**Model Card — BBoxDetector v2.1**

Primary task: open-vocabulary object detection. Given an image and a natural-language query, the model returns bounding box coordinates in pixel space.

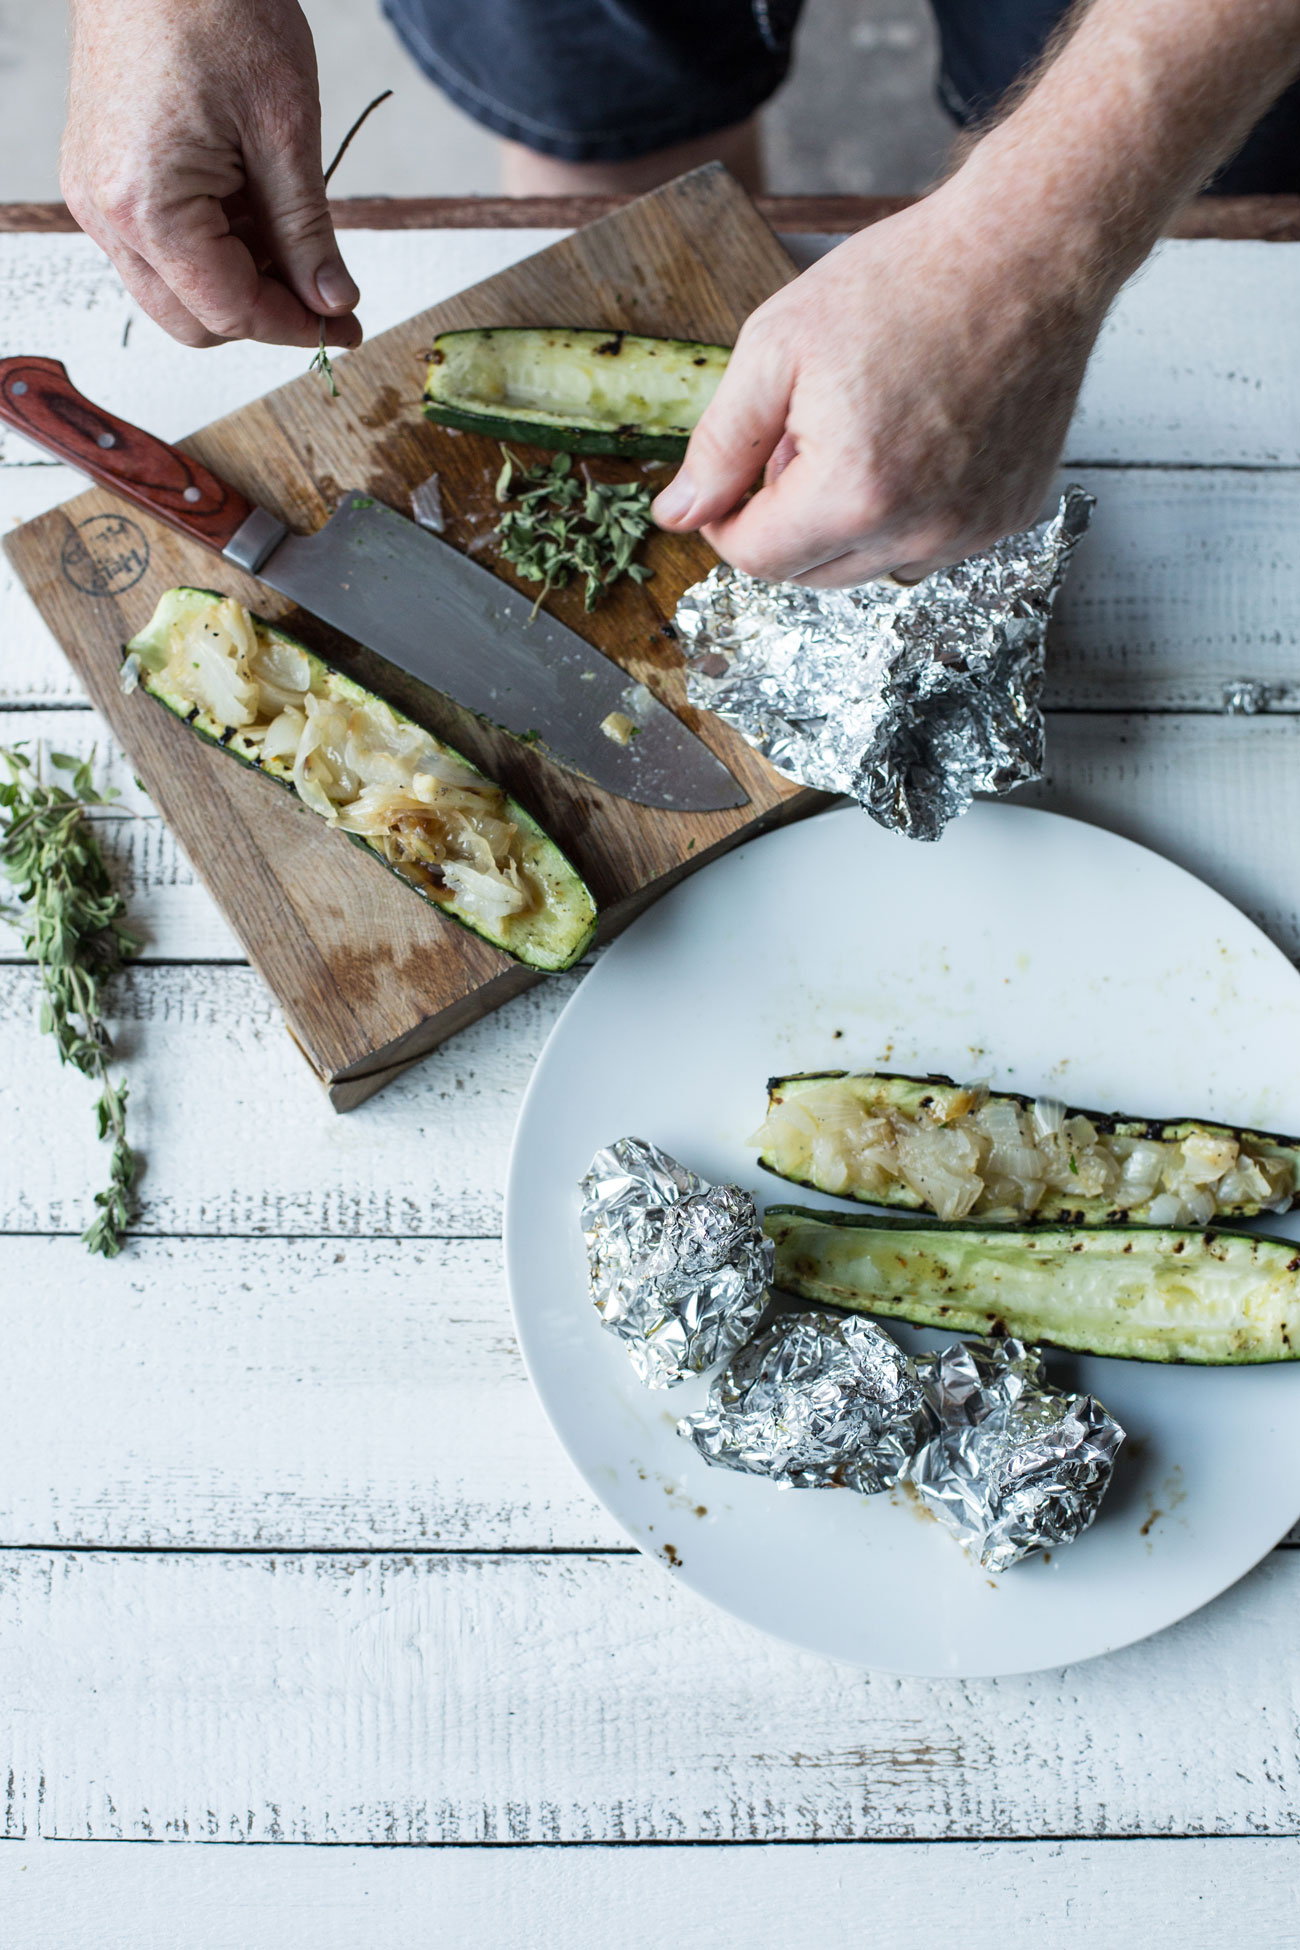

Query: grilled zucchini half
[766,1205,1300,1365]
[753,1070,1300,1228]
[123,587,597,971]
[422,327,730,460]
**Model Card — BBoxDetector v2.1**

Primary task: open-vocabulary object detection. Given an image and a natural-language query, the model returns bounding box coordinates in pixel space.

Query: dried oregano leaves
[494,447,655,614]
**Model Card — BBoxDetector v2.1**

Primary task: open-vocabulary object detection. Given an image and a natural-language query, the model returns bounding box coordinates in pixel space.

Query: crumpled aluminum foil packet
[579,1137,772,1388]
[904,1337,1124,1571]
[678,1306,928,1492]
[677,487,1093,840]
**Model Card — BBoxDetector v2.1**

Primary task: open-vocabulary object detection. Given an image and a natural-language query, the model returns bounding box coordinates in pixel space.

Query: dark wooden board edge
[5,193,1300,237]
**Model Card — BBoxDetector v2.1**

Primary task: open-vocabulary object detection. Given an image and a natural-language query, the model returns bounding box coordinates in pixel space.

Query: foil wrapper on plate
[677,487,1093,841]
[579,1137,772,1388]
[678,1307,928,1492]
[904,1338,1124,1571]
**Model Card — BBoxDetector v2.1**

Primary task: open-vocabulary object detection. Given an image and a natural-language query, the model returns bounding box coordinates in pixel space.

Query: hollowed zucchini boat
[422,327,731,460]
[766,1206,1300,1365]
[123,588,596,971]
[753,1070,1300,1227]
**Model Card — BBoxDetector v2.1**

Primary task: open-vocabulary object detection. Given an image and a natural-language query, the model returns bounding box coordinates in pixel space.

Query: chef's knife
[0,356,746,812]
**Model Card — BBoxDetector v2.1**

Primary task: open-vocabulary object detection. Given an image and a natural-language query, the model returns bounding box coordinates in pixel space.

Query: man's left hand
[652,183,1108,586]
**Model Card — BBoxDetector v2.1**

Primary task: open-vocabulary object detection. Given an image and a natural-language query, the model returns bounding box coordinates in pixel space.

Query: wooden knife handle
[0,355,252,553]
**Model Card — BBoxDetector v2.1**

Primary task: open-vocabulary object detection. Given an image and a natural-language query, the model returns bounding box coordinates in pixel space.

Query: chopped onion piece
[218,596,259,668]
[1180,1131,1239,1184]
[441,858,529,922]
[260,707,306,764]
[165,613,260,726]
[1183,1186,1218,1226]
[892,1122,984,1221]
[1115,1141,1165,1207]
[974,1099,1022,1145]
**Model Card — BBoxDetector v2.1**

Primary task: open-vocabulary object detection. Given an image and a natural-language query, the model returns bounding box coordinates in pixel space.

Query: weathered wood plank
[0,962,574,1237]
[10,461,1300,712]
[4,233,1300,482]
[1014,713,1300,957]
[0,230,565,470]
[1,1549,1298,1842]
[0,814,242,964]
[0,716,176,813]
[2,1838,1296,1950]
[0,711,239,965]
[0,466,86,705]
[1,715,1299,1235]
[0,1231,1290,1554]
[1049,470,1300,709]
[0,1236,618,1550]
[1067,241,1300,464]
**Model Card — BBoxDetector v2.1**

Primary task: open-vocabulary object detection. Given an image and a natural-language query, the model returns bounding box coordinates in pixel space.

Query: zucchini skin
[758,1069,1300,1224]
[124,588,597,973]
[421,327,731,461]
[422,401,688,462]
[766,1204,1300,1365]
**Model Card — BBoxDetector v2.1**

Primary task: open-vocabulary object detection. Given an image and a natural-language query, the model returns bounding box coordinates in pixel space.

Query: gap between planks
[4,714,1300,977]
[2,1837,1297,1950]
[3,191,1299,235]
[13,464,1300,714]
[1,1830,1292,1846]
[4,1548,1300,1843]
[1,1235,1297,1552]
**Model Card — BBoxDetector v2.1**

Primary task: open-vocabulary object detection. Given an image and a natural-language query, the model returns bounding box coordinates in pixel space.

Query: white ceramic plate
[505,805,1300,1676]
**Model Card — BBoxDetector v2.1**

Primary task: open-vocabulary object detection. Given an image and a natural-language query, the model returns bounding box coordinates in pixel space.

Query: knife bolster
[223,508,290,576]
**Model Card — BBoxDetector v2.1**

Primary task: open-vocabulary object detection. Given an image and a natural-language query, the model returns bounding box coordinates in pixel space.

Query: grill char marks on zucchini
[123,587,596,972]
[422,327,731,460]
[766,1205,1300,1365]
[753,1070,1300,1227]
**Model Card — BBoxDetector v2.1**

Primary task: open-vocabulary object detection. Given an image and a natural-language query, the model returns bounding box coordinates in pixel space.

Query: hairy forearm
[952,0,1300,288]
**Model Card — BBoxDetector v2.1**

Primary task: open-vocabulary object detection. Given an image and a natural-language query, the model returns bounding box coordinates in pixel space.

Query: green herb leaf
[493,444,655,616]
[0,743,141,1255]
[309,328,340,398]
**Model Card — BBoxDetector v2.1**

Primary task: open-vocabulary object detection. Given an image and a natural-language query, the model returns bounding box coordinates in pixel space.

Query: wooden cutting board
[5,165,825,1108]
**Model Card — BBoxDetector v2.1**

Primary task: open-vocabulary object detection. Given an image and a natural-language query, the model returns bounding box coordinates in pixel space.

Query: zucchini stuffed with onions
[766,1206,1300,1365]
[122,588,596,971]
[753,1071,1300,1227]
[422,327,730,459]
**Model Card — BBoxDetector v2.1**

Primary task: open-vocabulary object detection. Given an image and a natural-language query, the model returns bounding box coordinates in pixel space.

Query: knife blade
[222,490,744,810]
[0,356,746,812]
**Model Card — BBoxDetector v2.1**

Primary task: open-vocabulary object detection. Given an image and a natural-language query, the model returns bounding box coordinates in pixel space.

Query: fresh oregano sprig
[309,88,394,395]
[494,446,655,616]
[0,746,141,1256]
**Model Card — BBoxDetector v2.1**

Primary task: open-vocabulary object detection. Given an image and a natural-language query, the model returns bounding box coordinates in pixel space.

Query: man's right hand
[61,0,361,350]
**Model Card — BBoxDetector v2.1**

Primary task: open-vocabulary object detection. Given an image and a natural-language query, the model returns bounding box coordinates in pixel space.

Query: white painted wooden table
[2,226,1300,1948]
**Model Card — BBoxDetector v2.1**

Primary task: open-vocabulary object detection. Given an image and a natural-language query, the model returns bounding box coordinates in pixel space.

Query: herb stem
[309,89,393,397]
[323,88,394,190]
